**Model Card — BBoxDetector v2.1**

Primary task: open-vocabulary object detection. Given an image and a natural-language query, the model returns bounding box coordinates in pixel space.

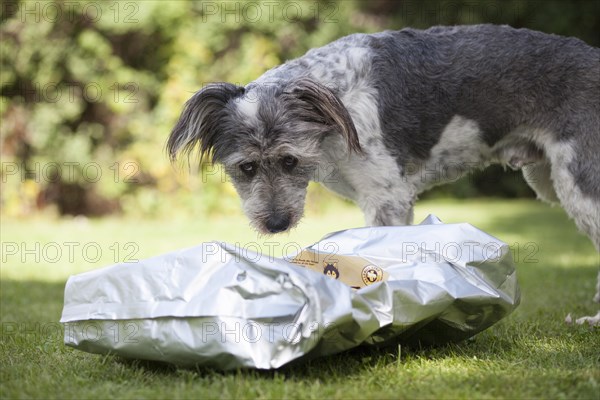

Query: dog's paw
[565,313,573,324]
[566,311,600,327]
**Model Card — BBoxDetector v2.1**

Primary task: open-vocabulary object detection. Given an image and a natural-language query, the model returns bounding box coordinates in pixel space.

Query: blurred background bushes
[1,0,598,218]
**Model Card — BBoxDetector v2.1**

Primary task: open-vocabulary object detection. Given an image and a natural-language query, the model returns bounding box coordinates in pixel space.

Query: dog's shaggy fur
[168,25,599,323]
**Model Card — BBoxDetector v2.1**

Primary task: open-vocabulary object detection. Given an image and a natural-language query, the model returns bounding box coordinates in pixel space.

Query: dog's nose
[265,215,290,233]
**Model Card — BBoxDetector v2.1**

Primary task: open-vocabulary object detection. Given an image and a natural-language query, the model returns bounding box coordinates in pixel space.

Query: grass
[1,198,599,399]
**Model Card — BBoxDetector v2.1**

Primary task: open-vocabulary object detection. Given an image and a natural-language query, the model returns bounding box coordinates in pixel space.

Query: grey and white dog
[167,25,599,323]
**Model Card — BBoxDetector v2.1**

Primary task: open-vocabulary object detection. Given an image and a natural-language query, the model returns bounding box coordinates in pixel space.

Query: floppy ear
[166,83,245,162]
[286,78,362,154]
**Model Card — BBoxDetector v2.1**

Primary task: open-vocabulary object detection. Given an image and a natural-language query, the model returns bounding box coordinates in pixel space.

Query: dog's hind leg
[494,140,560,204]
[596,270,600,303]
[569,271,600,325]
[522,160,560,204]
[545,138,600,325]
[547,145,600,251]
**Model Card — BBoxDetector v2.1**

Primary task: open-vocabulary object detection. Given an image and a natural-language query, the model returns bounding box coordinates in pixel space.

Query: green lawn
[1,199,599,399]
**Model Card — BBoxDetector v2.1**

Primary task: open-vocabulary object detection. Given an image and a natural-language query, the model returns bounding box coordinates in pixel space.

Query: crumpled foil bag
[60,215,519,369]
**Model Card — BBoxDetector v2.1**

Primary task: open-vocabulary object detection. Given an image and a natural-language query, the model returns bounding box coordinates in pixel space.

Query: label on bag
[291,249,387,289]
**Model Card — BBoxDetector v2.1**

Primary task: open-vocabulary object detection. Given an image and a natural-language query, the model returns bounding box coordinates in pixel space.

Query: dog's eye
[239,162,257,177]
[281,156,298,171]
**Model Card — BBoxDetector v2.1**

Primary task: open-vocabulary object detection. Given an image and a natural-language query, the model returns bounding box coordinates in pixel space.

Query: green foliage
[1,0,598,217]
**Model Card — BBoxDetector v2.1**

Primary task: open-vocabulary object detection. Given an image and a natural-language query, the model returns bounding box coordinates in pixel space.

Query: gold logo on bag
[361,265,383,285]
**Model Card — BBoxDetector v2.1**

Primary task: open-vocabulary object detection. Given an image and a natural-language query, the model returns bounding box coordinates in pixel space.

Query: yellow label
[291,249,387,289]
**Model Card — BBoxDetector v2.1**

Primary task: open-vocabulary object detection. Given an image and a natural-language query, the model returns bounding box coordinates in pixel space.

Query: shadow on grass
[477,202,596,254]
[113,340,483,379]
[2,267,597,381]
[117,324,598,383]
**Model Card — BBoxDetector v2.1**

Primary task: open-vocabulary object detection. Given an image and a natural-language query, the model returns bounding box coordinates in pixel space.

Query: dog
[167,25,599,324]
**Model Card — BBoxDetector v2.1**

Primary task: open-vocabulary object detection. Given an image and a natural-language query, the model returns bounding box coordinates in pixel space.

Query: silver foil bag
[60,215,520,369]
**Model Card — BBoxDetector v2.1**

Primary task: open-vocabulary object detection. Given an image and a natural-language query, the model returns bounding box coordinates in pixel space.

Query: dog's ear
[286,78,362,154]
[167,83,245,162]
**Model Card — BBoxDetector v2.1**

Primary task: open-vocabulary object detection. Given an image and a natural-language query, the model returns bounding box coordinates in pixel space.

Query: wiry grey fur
[167,25,599,322]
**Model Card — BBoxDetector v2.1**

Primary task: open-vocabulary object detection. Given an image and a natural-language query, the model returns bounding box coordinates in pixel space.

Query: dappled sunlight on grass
[1,199,597,282]
[1,204,364,282]
[1,198,599,399]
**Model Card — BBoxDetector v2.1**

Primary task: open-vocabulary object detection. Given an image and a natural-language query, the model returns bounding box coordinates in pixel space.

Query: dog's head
[167,78,361,233]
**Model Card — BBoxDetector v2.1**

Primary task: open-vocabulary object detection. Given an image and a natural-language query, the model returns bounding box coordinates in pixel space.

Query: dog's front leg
[336,156,417,227]
[360,193,415,227]
[319,142,417,227]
